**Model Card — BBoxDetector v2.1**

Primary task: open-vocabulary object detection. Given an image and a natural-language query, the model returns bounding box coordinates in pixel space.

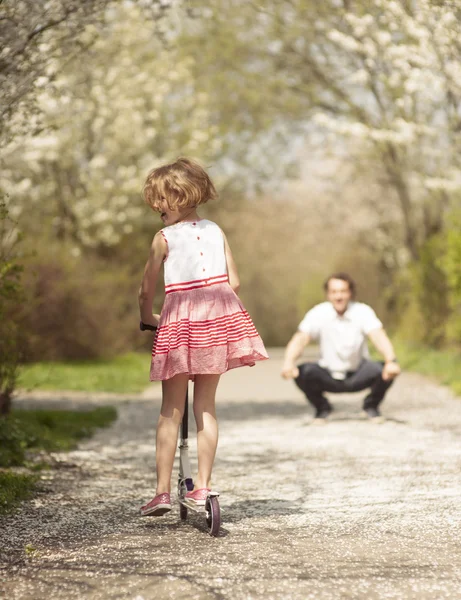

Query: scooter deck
[178,491,220,512]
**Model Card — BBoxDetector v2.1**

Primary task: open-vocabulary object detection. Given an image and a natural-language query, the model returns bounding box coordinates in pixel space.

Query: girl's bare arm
[223,232,240,294]
[138,232,167,326]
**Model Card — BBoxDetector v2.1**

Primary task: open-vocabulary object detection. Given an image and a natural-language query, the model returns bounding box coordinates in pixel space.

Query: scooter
[141,322,221,536]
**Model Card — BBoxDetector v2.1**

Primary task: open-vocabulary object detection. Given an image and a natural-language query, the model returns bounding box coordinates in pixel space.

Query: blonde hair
[142,157,217,211]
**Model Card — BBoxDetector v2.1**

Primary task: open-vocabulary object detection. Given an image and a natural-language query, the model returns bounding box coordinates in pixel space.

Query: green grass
[0,406,117,513]
[18,352,152,394]
[0,406,117,468]
[0,472,38,515]
[393,340,461,396]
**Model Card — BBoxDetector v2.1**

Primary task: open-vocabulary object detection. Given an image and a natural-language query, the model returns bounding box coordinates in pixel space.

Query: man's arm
[281,331,311,379]
[367,327,401,381]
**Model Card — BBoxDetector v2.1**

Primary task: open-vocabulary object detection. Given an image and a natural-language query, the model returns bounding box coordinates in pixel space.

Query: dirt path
[2,349,461,599]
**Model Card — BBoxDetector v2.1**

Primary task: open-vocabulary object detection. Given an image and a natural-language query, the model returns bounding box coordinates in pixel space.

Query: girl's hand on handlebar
[140,314,160,331]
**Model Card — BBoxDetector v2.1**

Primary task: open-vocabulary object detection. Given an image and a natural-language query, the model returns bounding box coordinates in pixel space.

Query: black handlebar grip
[140,321,157,332]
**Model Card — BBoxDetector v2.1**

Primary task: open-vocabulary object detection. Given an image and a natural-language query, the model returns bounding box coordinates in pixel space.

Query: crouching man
[281,273,400,422]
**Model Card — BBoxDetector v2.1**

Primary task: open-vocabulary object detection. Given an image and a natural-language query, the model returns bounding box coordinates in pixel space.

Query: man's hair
[323,272,356,297]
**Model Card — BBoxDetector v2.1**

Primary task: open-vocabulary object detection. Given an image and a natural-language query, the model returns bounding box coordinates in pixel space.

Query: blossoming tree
[1,2,219,248]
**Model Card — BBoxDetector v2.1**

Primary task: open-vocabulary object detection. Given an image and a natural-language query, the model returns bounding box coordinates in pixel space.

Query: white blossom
[34,76,48,88]
[375,31,392,46]
[424,177,461,192]
[0,2,220,248]
[327,29,361,53]
[348,69,369,85]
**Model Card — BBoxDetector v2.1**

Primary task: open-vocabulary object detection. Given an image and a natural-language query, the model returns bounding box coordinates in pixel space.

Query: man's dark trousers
[294,360,394,412]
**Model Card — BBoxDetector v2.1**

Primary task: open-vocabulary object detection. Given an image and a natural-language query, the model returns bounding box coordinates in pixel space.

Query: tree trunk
[383,143,420,261]
[0,390,12,416]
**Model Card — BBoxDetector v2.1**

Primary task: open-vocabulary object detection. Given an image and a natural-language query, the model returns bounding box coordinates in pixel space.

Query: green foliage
[0,472,38,515]
[395,218,461,348]
[394,339,461,397]
[0,406,117,468]
[394,238,447,347]
[0,417,29,467]
[18,353,151,393]
[415,237,450,347]
[0,404,116,513]
[392,267,425,342]
[443,213,461,300]
[19,244,149,361]
[437,210,461,342]
[0,199,24,410]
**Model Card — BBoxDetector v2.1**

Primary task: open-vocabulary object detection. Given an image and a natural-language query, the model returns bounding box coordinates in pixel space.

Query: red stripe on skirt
[165,278,229,294]
[156,311,252,330]
[155,323,257,340]
[153,326,259,348]
[165,274,228,290]
[153,332,261,355]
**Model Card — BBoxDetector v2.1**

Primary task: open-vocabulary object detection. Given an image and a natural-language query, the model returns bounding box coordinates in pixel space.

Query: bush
[438,210,461,343]
[20,243,149,361]
[0,199,24,414]
[416,237,450,347]
[0,417,29,466]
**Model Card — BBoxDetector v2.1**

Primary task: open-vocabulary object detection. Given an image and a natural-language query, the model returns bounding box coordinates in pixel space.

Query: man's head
[323,272,356,315]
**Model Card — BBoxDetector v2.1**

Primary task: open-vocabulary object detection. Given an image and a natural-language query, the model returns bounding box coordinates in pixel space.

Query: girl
[138,157,268,516]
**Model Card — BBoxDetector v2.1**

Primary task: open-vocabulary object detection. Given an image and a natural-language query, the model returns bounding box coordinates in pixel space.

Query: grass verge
[18,352,151,394]
[0,406,118,467]
[0,472,38,515]
[0,406,117,513]
[393,340,461,396]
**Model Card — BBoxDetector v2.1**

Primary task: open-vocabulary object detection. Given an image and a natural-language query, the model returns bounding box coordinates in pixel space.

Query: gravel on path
[2,349,461,599]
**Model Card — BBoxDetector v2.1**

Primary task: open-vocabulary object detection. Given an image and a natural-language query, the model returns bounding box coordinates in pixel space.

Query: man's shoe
[312,407,332,424]
[363,407,385,423]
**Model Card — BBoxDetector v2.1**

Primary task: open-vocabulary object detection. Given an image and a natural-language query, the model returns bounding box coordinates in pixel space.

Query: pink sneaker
[140,492,171,516]
[185,488,211,506]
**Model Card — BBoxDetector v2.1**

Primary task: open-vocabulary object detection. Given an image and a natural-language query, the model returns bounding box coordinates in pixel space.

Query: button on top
[193,222,196,226]
[197,236,200,240]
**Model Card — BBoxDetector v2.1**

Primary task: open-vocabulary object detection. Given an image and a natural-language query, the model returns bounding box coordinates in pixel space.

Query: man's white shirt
[298,301,383,378]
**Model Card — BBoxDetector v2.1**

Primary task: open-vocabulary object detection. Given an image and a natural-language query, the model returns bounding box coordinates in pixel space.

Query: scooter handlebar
[140,321,157,332]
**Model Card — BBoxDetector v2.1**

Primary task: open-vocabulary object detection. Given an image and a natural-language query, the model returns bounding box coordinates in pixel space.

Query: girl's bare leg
[193,374,220,489]
[155,373,189,495]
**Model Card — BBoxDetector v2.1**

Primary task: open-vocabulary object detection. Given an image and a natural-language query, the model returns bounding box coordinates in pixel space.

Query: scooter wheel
[205,496,220,537]
[180,502,188,521]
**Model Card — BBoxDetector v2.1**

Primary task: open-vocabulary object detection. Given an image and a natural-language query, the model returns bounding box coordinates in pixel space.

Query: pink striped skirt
[150,282,268,381]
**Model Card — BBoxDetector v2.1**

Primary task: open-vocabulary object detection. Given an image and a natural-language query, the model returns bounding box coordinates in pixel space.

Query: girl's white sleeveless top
[160,219,228,294]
